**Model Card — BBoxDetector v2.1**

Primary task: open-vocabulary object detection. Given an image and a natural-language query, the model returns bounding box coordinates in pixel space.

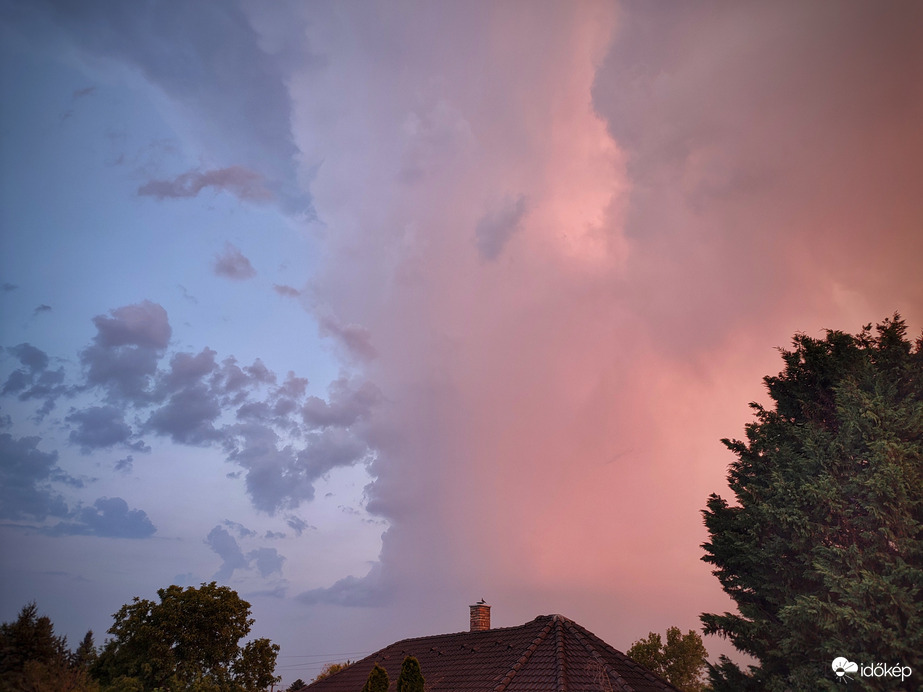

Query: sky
[1,0,922,686]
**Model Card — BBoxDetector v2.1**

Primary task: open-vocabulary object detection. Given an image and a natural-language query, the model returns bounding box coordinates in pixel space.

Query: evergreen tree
[360,663,389,692]
[0,603,99,692]
[396,656,424,692]
[701,316,923,691]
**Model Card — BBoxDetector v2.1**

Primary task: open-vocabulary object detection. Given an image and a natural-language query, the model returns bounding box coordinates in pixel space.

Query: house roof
[300,614,683,691]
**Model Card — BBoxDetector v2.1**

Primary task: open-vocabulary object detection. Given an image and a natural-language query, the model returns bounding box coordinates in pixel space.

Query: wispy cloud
[273,284,301,298]
[139,166,272,202]
[214,243,257,281]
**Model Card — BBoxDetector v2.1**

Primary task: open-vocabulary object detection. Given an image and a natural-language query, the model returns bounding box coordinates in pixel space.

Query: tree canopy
[627,626,708,692]
[312,660,352,683]
[94,581,280,692]
[701,316,923,691]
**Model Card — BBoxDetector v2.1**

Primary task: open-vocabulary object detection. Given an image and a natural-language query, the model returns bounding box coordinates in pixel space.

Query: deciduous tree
[701,316,923,691]
[94,582,279,692]
[627,627,708,692]
[312,660,351,682]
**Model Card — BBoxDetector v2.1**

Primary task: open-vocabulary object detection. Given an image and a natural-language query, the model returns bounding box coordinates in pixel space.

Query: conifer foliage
[396,656,425,692]
[360,662,389,692]
[701,316,923,691]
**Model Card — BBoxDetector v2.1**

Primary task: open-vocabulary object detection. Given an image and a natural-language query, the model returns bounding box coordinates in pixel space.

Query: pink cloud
[285,0,923,657]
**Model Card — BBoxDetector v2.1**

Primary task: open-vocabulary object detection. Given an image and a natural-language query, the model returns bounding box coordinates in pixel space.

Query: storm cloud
[46,497,156,539]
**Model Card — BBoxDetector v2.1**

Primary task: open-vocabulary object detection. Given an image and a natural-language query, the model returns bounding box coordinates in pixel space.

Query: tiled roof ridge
[493,615,557,691]
[553,614,567,692]
[386,614,551,649]
[562,617,635,692]
[563,618,678,692]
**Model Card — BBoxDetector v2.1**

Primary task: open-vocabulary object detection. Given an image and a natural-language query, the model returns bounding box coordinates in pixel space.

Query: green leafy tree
[0,603,99,692]
[701,316,923,691]
[627,627,708,692]
[285,679,306,691]
[360,662,389,692]
[312,660,351,682]
[396,656,424,692]
[94,582,279,692]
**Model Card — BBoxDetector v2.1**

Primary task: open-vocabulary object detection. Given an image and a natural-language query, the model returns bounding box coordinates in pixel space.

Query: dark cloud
[273,284,301,297]
[285,515,313,536]
[225,423,318,513]
[223,519,256,539]
[302,376,380,428]
[213,243,257,280]
[33,304,52,315]
[80,301,171,400]
[205,525,285,579]
[46,497,156,538]
[139,166,272,203]
[317,314,377,362]
[2,344,66,418]
[0,433,68,520]
[299,427,370,478]
[206,525,251,580]
[1,283,18,292]
[248,547,285,577]
[23,0,314,214]
[4,301,380,518]
[72,85,95,99]
[474,194,529,260]
[163,348,218,392]
[66,406,133,453]
[91,300,171,349]
[8,343,49,372]
[226,423,370,513]
[146,383,222,445]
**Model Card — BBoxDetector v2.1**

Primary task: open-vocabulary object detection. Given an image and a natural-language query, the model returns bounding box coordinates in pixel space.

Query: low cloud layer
[45,497,156,539]
[2,301,378,517]
[206,524,285,580]
[0,431,153,539]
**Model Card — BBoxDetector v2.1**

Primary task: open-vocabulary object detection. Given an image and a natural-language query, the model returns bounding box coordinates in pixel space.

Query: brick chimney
[469,600,491,632]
